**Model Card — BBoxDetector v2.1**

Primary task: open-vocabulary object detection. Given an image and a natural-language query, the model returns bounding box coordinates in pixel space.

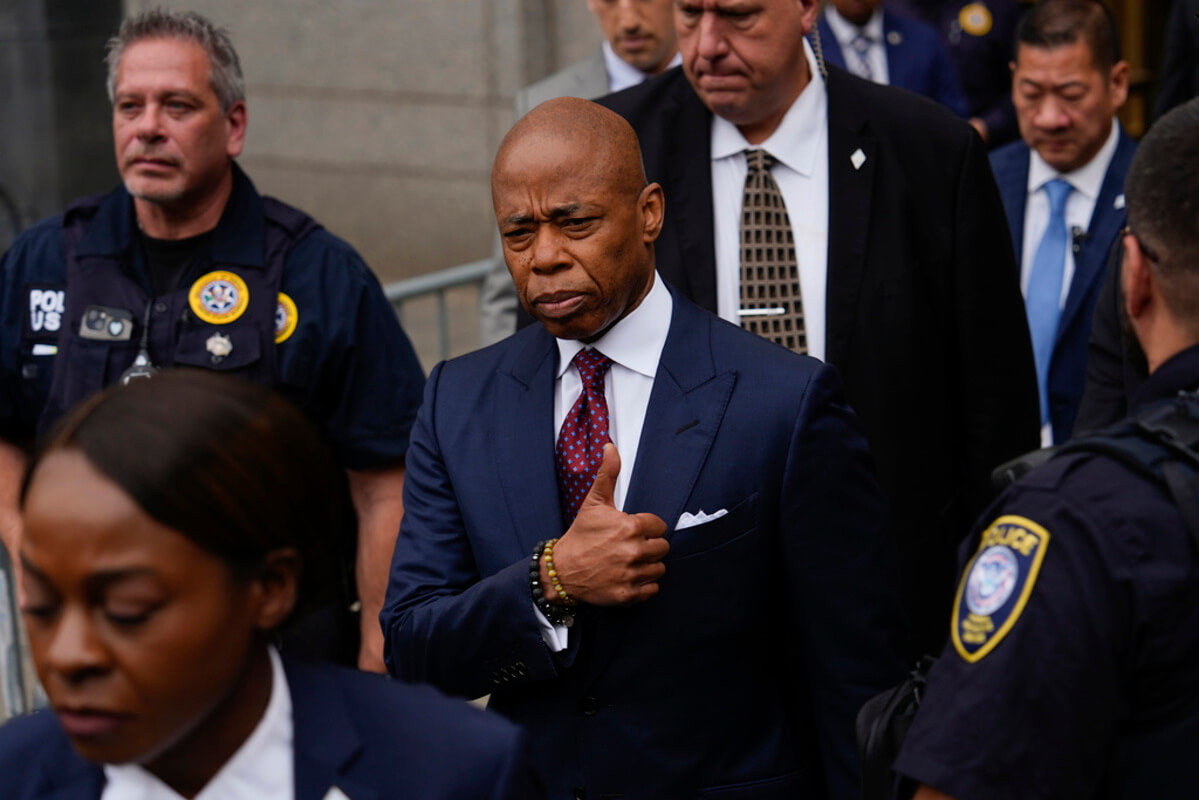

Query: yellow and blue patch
[275,293,298,343]
[952,515,1050,663]
[189,270,249,325]
[959,3,994,37]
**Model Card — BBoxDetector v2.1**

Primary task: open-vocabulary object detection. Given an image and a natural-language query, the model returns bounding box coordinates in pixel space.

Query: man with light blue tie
[990,0,1135,445]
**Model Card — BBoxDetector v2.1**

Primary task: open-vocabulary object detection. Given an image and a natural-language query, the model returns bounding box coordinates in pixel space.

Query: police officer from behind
[0,9,424,672]
[895,98,1199,799]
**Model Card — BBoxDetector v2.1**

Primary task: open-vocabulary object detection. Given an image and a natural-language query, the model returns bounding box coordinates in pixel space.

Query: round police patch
[189,271,249,325]
[275,293,298,343]
[952,515,1050,663]
[959,2,993,37]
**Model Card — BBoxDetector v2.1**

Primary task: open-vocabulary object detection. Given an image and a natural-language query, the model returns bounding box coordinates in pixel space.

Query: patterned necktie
[556,349,613,526]
[1026,178,1073,426]
[739,148,807,354]
[850,32,873,80]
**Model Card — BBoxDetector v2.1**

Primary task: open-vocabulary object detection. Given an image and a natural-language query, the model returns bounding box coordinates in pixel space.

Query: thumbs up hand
[544,444,669,607]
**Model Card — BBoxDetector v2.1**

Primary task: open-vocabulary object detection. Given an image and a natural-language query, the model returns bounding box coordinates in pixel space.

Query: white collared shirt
[1021,121,1120,306]
[710,38,830,360]
[601,41,684,94]
[823,6,889,84]
[535,273,673,650]
[102,647,294,800]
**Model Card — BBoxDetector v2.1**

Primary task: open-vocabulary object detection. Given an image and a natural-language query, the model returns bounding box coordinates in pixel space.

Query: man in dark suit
[599,0,1039,657]
[816,0,968,116]
[382,98,907,800]
[989,0,1134,446]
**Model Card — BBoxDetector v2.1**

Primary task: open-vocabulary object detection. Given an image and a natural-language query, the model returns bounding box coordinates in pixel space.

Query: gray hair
[105,8,245,112]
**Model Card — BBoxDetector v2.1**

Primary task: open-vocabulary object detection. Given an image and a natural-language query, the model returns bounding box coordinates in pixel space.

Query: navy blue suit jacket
[382,286,907,800]
[990,128,1137,442]
[0,657,539,800]
[816,11,968,117]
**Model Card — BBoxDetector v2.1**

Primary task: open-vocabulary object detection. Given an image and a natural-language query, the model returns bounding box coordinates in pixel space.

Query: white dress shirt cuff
[533,603,570,652]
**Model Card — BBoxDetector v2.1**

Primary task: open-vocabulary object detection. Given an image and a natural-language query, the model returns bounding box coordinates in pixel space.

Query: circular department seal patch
[189,271,249,325]
[959,2,993,37]
[275,293,298,343]
[965,545,1018,616]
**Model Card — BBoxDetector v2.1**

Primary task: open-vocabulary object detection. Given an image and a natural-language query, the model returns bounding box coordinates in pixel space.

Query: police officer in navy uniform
[894,98,1199,799]
[886,0,1024,147]
[0,9,424,673]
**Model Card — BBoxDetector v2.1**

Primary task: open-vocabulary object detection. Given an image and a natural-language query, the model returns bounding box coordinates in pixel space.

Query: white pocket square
[676,508,728,530]
[322,788,351,800]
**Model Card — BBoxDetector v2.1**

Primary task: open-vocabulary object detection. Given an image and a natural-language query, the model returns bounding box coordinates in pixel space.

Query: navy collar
[75,162,267,270]
[1130,343,1199,413]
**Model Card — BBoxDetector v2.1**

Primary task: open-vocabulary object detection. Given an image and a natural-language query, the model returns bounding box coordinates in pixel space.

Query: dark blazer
[382,287,908,800]
[816,11,968,117]
[989,127,1137,442]
[0,656,539,800]
[598,65,1040,657]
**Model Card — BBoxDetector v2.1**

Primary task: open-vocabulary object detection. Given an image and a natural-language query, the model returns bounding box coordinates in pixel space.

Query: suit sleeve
[380,362,564,699]
[951,129,1041,523]
[781,363,908,800]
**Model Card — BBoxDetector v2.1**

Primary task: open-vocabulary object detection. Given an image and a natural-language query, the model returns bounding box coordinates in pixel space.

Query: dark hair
[1125,98,1199,324]
[20,370,352,618]
[1016,0,1121,72]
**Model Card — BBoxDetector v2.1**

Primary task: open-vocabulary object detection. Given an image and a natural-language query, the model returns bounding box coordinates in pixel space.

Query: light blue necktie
[851,33,874,80]
[1026,178,1073,426]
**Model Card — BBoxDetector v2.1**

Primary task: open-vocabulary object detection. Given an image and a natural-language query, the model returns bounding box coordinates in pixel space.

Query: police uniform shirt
[0,166,424,469]
[893,345,1199,799]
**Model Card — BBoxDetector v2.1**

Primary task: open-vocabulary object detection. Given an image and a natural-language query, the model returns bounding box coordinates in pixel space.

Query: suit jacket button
[579,696,600,716]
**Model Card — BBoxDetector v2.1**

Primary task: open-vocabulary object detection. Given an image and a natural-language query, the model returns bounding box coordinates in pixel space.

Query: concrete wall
[123,0,602,285]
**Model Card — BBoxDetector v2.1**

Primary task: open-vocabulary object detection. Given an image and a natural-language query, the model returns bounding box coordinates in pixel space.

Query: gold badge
[188,271,249,325]
[275,293,298,343]
[959,3,993,37]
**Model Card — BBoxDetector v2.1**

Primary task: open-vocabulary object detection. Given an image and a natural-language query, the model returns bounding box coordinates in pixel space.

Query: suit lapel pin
[322,787,352,800]
[851,149,867,170]
[1114,193,1125,210]
[887,31,902,45]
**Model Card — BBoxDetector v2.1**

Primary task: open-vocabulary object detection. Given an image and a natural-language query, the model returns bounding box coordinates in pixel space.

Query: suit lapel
[824,67,878,369]
[992,145,1030,269]
[624,293,735,535]
[882,14,913,91]
[814,19,848,71]
[38,748,104,800]
[663,82,719,312]
[288,659,379,800]
[495,328,565,553]
[1057,128,1135,343]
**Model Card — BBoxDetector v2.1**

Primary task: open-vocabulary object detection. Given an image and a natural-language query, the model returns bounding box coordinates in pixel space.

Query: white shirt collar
[602,41,683,94]
[823,6,885,48]
[1027,120,1120,201]
[555,271,671,380]
[102,647,294,800]
[711,38,826,177]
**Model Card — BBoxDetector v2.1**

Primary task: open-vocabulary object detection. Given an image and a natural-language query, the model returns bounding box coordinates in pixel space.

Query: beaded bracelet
[530,539,574,627]
[542,538,578,607]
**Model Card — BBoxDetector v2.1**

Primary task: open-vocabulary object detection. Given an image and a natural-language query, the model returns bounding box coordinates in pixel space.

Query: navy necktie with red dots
[556,349,613,526]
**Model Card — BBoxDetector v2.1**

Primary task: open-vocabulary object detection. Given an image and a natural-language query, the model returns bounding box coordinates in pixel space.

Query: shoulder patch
[275,293,298,343]
[189,271,249,325]
[959,3,993,37]
[23,284,66,340]
[952,515,1050,663]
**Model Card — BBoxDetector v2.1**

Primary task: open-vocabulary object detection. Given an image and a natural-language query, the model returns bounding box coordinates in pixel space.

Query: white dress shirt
[535,273,673,649]
[102,647,294,800]
[824,6,889,85]
[1021,121,1120,306]
[711,38,830,360]
[601,41,683,94]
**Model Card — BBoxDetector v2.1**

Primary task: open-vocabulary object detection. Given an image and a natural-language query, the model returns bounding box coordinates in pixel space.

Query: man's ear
[1109,60,1130,110]
[1122,231,1154,322]
[251,548,301,632]
[225,100,247,159]
[639,182,666,243]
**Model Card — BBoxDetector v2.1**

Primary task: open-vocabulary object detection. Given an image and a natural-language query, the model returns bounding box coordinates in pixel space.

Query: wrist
[530,539,574,626]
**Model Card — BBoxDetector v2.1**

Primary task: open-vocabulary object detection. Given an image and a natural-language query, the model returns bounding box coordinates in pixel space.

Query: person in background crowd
[1154,0,1199,121]
[0,370,540,800]
[0,9,425,672]
[383,98,907,800]
[599,0,1039,659]
[989,0,1134,446]
[816,0,968,116]
[895,94,1199,800]
[887,0,1024,146]
[478,0,680,345]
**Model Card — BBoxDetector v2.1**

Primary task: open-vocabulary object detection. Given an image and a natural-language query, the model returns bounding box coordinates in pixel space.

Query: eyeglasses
[1121,226,1161,263]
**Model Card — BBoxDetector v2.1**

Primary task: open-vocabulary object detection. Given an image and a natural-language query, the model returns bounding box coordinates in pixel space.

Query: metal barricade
[384,258,493,363]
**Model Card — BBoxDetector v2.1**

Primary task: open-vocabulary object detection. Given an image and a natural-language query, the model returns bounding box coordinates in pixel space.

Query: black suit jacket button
[579,696,600,716]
